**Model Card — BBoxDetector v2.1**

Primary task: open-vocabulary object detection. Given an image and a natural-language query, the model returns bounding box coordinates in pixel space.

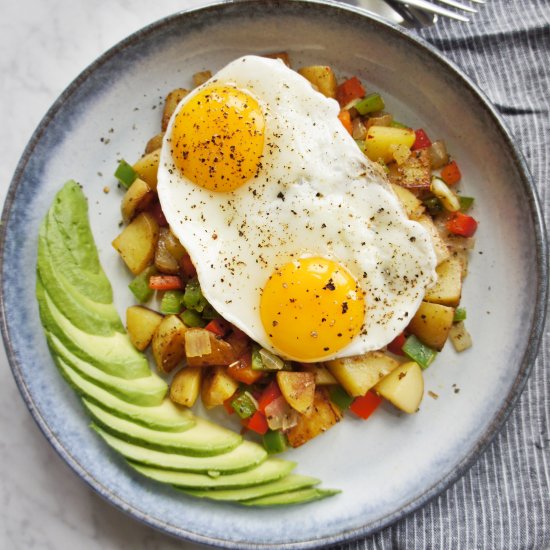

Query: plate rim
[0,0,548,548]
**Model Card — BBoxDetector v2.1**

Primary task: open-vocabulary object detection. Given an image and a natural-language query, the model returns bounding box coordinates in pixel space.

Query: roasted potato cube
[391,183,425,219]
[185,328,237,367]
[424,257,463,306]
[121,177,154,224]
[192,71,212,88]
[326,351,399,397]
[263,51,291,66]
[145,132,165,154]
[170,367,203,407]
[408,301,455,351]
[375,361,424,414]
[112,212,159,275]
[416,214,451,265]
[152,314,187,374]
[276,371,315,414]
[387,148,432,190]
[300,363,338,386]
[364,126,416,164]
[154,227,180,274]
[201,366,239,409]
[133,149,160,190]
[162,88,189,131]
[286,388,343,448]
[298,66,337,99]
[126,306,163,351]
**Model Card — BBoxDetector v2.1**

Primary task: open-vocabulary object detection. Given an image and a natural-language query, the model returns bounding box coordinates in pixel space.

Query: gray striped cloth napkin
[336,1,550,548]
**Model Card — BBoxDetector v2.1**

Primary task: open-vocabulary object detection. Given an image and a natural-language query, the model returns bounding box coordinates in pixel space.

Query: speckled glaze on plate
[0,1,547,548]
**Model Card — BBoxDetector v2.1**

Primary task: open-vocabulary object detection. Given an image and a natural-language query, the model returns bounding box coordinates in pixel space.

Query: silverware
[347,0,485,27]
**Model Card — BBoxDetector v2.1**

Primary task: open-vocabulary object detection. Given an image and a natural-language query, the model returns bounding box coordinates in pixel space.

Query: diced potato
[112,212,159,275]
[145,132,164,154]
[126,306,163,351]
[387,148,432,189]
[162,88,189,131]
[154,227,180,275]
[276,371,315,414]
[391,183,425,219]
[201,366,239,409]
[326,351,400,397]
[152,314,187,374]
[363,126,415,164]
[407,301,455,351]
[121,177,154,224]
[297,66,337,99]
[375,361,424,414]
[193,71,212,88]
[416,214,451,265]
[170,367,203,407]
[445,234,475,278]
[449,321,473,352]
[424,257,462,306]
[300,363,338,386]
[185,329,237,367]
[263,51,291,66]
[286,388,343,448]
[390,143,411,165]
[133,149,160,190]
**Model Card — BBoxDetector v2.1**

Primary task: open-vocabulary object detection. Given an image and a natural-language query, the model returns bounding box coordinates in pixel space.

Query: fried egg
[157,55,437,363]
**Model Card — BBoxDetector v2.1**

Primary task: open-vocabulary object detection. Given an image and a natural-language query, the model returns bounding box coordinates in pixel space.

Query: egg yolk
[170,85,265,192]
[260,257,366,361]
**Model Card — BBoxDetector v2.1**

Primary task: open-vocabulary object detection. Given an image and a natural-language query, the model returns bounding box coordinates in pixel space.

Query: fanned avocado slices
[36,181,339,506]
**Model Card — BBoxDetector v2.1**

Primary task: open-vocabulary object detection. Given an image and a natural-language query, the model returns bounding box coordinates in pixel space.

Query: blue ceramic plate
[1,1,547,547]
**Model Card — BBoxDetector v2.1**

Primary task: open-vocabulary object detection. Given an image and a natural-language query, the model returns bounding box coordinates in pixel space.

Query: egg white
[157,55,437,361]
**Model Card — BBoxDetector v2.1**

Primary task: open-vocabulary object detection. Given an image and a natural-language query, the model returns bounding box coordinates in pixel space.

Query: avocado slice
[92,425,266,474]
[83,399,241,456]
[48,334,167,406]
[45,198,113,303]
[38,220,123,336]
[37,278,150,380]
[130,458,296,489]
[242,487,341,506]
[56,359,194,432]
[182,474,321,502]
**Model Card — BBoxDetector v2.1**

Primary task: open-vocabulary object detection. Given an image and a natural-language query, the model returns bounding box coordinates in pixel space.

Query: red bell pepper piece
[350,391,383,420]
[148,274,183,290]
[446,211,478,237]
[204,318,230,337]
[227,351,264,385]
[257,380,282,413]
[387,332,406,356]
[247,411,269,435]
[338,110,353,135]
[411,128,432,151]
[336,76,366,107]
[440,160,462,185]
[147,201,168,227]
[223,397,235,415]
[180,254,197,279]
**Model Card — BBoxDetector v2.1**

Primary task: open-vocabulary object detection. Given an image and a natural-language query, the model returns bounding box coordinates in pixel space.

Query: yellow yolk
[170,85,265,192]
[260,257,366,361]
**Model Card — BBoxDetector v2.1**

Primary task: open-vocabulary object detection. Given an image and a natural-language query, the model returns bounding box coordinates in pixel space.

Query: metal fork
[349,0,485,27]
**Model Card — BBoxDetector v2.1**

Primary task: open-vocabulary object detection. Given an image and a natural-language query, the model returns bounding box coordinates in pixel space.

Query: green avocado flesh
[131,458,296,489]
[48,335,167,407]
[83,399,241,456]
[92,424,266,474]
[182,474,321,502]
[36,181,338,506]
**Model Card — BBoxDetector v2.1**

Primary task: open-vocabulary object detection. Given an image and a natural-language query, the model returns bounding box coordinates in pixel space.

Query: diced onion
[185,329,212,357]
[352,118,367,140]
[428,140,449,169]
[282,409,299,431]
[365,113,393,129]
[431,177,460,212]
[265,396,289,430]
[259,348,285,370]
[449,321,473,352]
